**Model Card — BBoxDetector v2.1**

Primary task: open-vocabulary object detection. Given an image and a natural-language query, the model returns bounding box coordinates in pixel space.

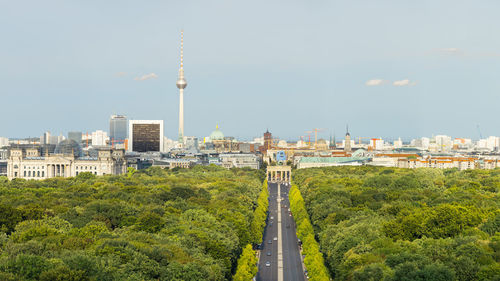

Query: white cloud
[134,73,158,81]
[365,79,386,86]
[441,48,460,53]
[116,72,127,77]
[393,79,416,86]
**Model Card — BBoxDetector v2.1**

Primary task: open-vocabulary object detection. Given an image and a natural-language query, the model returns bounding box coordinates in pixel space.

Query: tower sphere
[176,78,187,89]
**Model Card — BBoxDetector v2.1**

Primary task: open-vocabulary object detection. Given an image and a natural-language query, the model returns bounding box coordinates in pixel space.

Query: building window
[14,172,17,177]
[28,171,31,177]
[37,171,40,177]
[24,171,26,177]
[76,172,79,176]
[42,171,44,177]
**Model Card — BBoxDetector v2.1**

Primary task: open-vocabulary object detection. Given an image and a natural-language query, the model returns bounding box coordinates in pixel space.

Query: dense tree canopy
[294,167,500,281]
[0,166,264,280]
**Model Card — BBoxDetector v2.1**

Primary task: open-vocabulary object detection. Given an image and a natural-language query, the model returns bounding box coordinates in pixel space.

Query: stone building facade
[7,147,126,180]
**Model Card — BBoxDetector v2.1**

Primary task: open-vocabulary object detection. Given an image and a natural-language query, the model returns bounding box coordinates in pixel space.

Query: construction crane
[358,137,371,145]
[305,128,325,147]
[304,131,313,147]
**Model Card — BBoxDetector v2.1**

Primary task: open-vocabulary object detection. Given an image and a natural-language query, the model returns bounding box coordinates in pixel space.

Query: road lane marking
[277,183,283,281]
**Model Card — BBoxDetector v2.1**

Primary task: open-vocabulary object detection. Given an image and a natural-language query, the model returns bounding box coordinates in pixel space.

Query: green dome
[210,125,225,141]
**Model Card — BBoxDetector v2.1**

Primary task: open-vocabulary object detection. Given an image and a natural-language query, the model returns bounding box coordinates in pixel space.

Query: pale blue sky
[1,0,500,141]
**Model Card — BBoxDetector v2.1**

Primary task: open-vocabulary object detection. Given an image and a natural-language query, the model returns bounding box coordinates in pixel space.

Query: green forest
[0,166,265,281]
[294,166,500,281]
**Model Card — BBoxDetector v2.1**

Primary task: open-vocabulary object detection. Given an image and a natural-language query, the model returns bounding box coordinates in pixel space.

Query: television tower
[176,30,187,144]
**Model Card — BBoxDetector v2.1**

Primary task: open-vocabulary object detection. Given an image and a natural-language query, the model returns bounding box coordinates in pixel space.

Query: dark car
[268,240,272,244]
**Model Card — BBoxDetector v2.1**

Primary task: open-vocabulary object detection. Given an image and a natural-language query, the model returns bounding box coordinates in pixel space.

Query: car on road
[265,261,271,267]
[273,237,277,241]
[268,240,272,244]
[267,251,271,256]
[270,216,274,220]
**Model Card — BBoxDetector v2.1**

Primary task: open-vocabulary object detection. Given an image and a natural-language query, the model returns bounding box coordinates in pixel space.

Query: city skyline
[2,1,500,140]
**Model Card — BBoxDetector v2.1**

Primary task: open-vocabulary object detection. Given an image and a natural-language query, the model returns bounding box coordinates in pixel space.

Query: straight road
[257,182,305,281]
[280,183,305,281]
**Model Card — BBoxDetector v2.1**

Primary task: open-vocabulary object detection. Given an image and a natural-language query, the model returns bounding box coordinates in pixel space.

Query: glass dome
[54,139,82,157]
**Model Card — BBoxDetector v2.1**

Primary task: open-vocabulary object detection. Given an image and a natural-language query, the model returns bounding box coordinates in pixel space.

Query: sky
[1,0,500,141]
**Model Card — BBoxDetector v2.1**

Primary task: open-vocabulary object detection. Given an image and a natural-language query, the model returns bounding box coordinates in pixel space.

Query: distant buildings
[397,156,476,170]
[128,120,164,152]
[202,126,242,153]
[40,132,64,145]
[220,153,260,169]
[0,137,8,148]
[109,115,128,145]
[91,130,108,146]
[6,140,126,180]
[184,136,199,152]
[296,150,371,169]
[477,136,500,151]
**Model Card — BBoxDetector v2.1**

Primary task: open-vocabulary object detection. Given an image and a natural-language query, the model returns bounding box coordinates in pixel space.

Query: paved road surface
[257,182,305,281]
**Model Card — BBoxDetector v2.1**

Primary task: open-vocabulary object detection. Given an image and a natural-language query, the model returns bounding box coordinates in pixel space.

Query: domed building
[54,139,82,157]
[7,140,127,180]
[205,125,240,153]
[316,139,328,150]
[209,125,225,141]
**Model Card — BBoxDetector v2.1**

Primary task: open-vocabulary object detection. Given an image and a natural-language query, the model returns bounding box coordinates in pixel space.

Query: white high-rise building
[393,137,403,149]
[163,137,175,152]
[435,135,452,152]
[91,130,108,146]
[176,30,187,145]
[0,137,9,148]
[477,136,500,151]
[370,138,385,150]
[40,132,63,145]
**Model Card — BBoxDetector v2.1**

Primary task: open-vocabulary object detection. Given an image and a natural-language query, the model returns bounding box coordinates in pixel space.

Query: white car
[273,237,277,241]
[265,261,271,267]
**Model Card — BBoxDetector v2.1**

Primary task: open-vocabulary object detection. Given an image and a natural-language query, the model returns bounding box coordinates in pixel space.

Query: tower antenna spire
[180,30,184,69]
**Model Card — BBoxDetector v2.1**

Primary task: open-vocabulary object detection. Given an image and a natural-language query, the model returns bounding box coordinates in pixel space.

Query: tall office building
[110,115,128,144]
[184,136,199,152]
[40,132,63,145]
[128,120,164,152]
[176,30,187,144]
